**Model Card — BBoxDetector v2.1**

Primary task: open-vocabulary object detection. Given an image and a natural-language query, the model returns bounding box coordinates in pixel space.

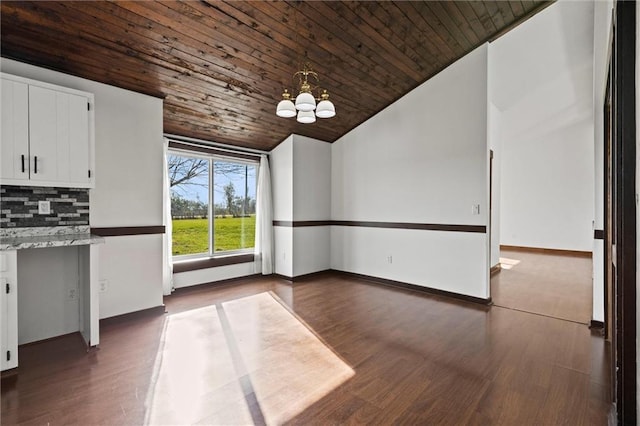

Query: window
[168,151,257,258]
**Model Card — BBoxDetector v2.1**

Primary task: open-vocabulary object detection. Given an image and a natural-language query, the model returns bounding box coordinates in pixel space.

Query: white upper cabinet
[1,73,94,188]
[29,86,91,185]
[1,79,29,181]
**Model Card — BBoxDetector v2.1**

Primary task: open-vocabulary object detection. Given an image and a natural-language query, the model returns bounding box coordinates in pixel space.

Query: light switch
[471,204,480,215]
[38,200,51,215]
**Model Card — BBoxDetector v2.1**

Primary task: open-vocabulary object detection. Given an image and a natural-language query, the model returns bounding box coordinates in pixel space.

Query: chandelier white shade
[276,93,296,118]
[315,91,336,118]
[297,110,316,124]
[275,62,335,123]
[295,91,316,112]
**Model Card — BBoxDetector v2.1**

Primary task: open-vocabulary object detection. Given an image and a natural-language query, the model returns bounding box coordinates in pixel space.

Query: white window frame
[168,148,259,261]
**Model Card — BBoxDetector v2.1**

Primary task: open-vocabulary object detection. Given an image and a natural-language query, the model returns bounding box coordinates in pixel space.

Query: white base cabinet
[0,245,100,372]
[0,250,18,371]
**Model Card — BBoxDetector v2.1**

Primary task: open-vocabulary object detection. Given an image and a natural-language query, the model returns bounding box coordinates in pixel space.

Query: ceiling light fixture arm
[293,63,321,97]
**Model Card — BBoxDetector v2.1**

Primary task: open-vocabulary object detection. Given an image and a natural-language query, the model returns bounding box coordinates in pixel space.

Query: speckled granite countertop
[0,226,104,250]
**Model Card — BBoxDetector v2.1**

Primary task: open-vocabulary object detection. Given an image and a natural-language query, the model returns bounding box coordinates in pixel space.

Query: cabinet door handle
[21,155,25,173]
[34,156,38,174]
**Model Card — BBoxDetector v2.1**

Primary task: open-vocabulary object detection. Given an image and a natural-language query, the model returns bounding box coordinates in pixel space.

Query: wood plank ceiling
[1,1,549,151]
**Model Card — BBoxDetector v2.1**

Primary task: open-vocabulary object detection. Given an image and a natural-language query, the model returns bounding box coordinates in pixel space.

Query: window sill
[172,253,255,273]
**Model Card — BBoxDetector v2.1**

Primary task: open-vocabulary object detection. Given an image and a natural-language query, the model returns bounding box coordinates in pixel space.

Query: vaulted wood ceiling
[1,1,549,151]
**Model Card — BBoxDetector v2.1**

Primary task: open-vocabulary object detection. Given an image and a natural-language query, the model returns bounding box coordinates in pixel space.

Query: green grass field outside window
[171,216,256,256]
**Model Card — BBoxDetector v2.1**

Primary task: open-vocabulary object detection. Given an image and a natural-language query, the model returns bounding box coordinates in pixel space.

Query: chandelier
[275,62,335,124]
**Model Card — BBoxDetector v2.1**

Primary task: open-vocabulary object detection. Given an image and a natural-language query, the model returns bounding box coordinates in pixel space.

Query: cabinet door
[1,78,30,181]
[29,86,90,186]
[0,251,18,371]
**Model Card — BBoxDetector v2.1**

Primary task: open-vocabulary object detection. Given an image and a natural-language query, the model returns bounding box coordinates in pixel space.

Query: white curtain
[254,154,274,275]
[162,138,174,295]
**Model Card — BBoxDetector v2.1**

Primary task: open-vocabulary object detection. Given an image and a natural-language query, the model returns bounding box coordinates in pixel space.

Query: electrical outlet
[99,280,108,293]
[38,200,51,215]
[386,255,393,264]
[471,204,480,215]
[68,288,78,300]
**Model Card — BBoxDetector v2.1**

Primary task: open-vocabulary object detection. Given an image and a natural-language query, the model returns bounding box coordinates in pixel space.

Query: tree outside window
[168,153,257,257]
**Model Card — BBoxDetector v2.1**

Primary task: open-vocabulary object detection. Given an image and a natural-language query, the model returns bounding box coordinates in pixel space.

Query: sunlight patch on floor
[144,306,253,425]
[499,257,521,270]
[223,292,355,424]
[144,292,354,425]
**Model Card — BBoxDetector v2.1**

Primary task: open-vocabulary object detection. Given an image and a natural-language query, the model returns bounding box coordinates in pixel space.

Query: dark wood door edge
[173,253,255,273]
[272,220,486,233]
[613,4,637,424]
[91,226,166,237]
[500,245,592,258]
[594,229,605,240]
[330,270,492,306]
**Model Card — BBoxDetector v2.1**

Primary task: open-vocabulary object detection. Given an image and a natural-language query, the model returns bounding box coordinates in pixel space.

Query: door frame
[609,2,637,424]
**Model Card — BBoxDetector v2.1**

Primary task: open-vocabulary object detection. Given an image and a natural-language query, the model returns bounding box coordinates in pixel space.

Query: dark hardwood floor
[1,273,610,425]
[492,248,593,324]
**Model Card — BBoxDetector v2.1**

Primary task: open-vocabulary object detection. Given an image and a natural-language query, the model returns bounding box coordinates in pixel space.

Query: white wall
[17,246,80,344]
[593,0,614,323]
[1,58,165,319]
[492,1,595,252]
[292,135,331,276]
[271,136,294,222]
[270,134,332,278]
[292,135,331,221]
[270,136,294,276]
[293,226,331,277]
[97,235,163,318]
[274,226,293,277]
[331,44,490,299]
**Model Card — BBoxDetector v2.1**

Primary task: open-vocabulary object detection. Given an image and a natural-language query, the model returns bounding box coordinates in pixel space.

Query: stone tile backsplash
[0,186,89,228]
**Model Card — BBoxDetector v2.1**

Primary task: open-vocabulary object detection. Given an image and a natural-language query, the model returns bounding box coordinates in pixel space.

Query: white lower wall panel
[17,246,80,344]
[293,226,331,277]
[274,226,293,277]
[99,234,163,319]
[173,262,257,289]
[331,226,489,299]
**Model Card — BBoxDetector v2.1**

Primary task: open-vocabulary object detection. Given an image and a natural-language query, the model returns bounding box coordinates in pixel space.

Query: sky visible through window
[169,155,256,211]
